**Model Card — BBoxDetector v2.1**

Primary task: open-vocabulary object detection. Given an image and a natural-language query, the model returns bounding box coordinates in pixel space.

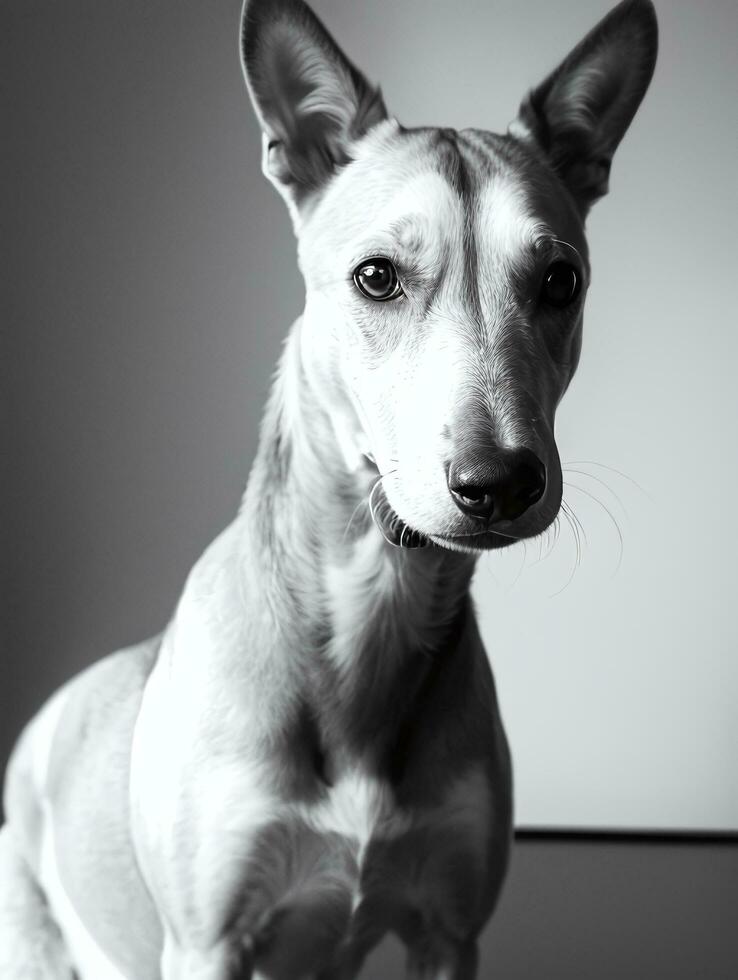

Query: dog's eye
[541,261,580,308]
[353,258,402,301]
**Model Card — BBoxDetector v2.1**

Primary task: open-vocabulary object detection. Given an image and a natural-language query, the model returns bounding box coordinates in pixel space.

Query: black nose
[448,448,547,522]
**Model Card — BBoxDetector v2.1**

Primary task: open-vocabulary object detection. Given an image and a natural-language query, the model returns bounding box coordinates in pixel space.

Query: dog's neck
[238,318,476,764]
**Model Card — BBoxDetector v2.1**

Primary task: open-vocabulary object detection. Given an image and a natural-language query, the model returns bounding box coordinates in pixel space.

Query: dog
[0,0,657,977]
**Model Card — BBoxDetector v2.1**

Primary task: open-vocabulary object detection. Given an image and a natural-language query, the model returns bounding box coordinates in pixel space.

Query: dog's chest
[294,767,409,856]
[229,762,493,971]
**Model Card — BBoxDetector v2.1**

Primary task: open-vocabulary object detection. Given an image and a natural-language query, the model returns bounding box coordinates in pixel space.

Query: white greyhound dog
[0,1,657,977]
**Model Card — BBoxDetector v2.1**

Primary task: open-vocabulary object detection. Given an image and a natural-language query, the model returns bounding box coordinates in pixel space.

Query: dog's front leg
[128,613,281,980]
[0,826,76,980]
[406,938,479,980]
[160,935,254,980]
[130,684,265,980]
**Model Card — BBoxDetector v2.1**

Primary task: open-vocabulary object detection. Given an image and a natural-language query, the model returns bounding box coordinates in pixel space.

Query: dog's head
[241,0,657,553]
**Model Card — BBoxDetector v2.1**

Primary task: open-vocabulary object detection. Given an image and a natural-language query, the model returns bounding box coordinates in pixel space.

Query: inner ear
[511,0,658,214]
[241,0,387,200]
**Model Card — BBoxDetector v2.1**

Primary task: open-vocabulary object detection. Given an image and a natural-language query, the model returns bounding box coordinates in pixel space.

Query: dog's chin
[428,530,521,554]
[373,518,524,555]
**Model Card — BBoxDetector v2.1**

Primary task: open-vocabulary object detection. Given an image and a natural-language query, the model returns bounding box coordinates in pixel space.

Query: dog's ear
[241,0,387,224]
[510,0,657,216]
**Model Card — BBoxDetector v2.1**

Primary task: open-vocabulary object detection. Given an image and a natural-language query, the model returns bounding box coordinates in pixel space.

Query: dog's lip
[429,529,521,552]
[369,488,515,553]
[369,481,433,549]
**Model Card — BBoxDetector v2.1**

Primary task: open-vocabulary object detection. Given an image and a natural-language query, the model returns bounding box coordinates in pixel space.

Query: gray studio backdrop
[3,0,736,831]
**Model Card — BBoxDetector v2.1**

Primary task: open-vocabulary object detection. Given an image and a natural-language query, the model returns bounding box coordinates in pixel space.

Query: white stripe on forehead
[475,178,553,263]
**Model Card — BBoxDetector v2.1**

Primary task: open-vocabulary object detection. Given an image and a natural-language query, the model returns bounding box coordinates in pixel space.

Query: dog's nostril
[448,450,546,523]
[515,463,546,506]
[448,476,497,521]
[455,486,494,507]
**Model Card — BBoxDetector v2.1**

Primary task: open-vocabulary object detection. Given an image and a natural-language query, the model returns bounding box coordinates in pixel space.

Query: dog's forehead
[306,123,584,268]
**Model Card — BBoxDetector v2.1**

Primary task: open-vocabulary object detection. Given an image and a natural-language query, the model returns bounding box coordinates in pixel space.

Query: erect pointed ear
[241,0,388,224]
[510,0,658,217]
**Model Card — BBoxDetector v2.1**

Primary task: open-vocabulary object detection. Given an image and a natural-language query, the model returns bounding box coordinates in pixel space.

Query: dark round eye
[353,257,402,301]
[541,261,581,308]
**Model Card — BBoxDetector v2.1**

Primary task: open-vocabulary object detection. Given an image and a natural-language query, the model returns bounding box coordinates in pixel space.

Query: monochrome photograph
[2,1,736,977]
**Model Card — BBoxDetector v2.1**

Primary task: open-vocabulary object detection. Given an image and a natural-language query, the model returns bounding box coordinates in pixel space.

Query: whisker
[343,467,397,542]
[564,459,652,501]
[508,540,528,590]
[563,467,628,517]
[564,497,588,550]
[367,477,387,537]
[550,237,584,263]
[368,468,429,549]
[560,501,578,566]
[531,517,558,566]
[342,494,372,543]
[564,481,625,575]
[449,525,524,542]
[571,501,585,563]
[549,503,580,596]
[546,517,560,561]
[553,514,561,548]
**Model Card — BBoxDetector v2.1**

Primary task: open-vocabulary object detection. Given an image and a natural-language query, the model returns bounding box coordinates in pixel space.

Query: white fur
[29,685,71,797]
[294,767,409,869]
[38,806,127,980]
[356,171,463,261]
[476,180,553,269]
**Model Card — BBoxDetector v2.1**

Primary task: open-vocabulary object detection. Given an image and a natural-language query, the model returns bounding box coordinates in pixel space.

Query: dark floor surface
[360,835,738,979]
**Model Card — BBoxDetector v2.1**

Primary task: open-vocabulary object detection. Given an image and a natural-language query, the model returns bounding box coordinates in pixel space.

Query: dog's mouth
[369,481,433,549]
[364,455,547,553]
[370,481,548,554]
[368,481,519,553]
